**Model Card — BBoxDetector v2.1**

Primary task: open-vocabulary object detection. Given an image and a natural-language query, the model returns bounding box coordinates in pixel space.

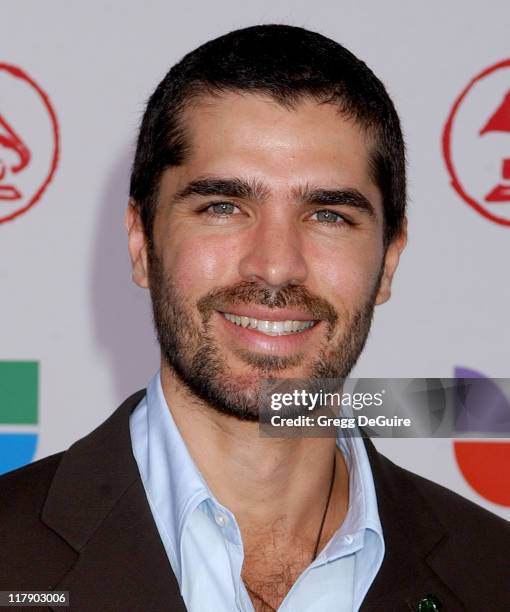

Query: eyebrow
[293,184,376,217]
[171,176,375,216]
[171,177,270,204]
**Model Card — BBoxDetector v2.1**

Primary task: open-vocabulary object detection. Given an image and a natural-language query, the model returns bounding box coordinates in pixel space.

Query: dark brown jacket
[0,390,508,611]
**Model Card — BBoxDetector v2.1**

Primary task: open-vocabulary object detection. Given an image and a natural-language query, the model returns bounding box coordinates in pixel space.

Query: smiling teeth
[223,312,315,335]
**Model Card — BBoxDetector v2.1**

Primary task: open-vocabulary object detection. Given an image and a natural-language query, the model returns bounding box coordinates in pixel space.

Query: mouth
[214,306,325,359]
[221,312,317,336]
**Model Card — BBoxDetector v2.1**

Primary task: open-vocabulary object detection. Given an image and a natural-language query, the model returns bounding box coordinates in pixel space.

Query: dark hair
[130,24,406,246]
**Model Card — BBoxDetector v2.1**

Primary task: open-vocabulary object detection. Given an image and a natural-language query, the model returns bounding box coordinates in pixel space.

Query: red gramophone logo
[443,59,510,226]
[0,64,59,224]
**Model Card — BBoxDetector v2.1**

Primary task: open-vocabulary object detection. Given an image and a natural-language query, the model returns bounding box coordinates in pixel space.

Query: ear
[125,199,150,289]
[375,217,408,305]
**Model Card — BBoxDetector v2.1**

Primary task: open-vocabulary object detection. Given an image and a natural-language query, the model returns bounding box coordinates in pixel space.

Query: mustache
[196,280,338,327]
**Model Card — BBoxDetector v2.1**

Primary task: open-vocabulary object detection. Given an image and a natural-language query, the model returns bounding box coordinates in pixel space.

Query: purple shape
[454,366,510,434]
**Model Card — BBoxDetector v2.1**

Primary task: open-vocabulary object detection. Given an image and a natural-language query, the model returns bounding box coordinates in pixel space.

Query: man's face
[127,92,406,420]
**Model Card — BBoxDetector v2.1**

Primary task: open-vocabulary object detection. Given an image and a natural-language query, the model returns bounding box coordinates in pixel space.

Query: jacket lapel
[360,437,465,611]
[42,391,187,611]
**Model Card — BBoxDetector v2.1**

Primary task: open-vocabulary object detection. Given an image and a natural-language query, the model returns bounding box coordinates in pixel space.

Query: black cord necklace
[244,457,337,611]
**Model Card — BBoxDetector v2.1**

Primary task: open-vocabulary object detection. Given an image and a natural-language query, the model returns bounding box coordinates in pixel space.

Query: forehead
[161,91,382,213]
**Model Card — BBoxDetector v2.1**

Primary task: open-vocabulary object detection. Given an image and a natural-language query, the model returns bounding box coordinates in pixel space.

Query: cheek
[163,234,241,295]
[306,238,383,308]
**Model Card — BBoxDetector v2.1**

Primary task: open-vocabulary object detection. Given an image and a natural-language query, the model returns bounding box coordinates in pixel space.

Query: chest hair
[241,517,317,611]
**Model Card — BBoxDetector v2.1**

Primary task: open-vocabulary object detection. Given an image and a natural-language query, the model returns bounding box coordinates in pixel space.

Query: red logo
[443,59,510,226]
[0,64,59,224]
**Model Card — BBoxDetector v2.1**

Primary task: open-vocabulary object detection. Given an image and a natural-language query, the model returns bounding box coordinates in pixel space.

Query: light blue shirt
[129,372,385,611]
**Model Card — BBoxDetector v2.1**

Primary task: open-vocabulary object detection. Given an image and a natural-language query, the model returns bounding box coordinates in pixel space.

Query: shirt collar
[323,430,384,559]
[131,371,212,567]
[133,370,383,563]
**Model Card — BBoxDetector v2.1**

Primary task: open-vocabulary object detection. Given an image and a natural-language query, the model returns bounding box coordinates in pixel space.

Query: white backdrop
[1,0,509,520]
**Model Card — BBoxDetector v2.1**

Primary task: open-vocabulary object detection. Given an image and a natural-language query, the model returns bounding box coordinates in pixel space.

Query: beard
[148,247,383,422]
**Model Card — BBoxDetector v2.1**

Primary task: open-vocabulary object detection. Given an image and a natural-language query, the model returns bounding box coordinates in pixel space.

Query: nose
[238,213,308,289]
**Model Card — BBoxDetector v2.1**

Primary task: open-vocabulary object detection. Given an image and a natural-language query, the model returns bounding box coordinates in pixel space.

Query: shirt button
[215,513,228,527]
[343,535,353,544]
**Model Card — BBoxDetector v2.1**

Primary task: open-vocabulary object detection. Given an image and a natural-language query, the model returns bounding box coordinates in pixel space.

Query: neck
[159,363,350,545]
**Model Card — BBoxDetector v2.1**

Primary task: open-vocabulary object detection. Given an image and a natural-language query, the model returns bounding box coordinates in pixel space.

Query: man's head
[126,25,407,420]
[130,24,406,248]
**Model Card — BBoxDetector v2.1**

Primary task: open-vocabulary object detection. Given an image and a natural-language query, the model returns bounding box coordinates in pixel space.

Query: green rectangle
[0,361,38,424]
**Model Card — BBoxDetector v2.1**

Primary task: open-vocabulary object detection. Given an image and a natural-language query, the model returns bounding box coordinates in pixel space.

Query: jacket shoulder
[380,451,510,595]
[0,451,64,513]
[393,459,509,533]
[0,389,146,529]
[0,452,78,588]
[371,450,509,607]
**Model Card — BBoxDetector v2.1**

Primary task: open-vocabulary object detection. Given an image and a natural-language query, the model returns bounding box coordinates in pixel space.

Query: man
[0,24,508,612]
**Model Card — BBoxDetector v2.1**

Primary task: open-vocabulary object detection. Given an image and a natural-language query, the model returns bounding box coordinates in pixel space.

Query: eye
[205,201,240,216]
[310,209,345,224]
